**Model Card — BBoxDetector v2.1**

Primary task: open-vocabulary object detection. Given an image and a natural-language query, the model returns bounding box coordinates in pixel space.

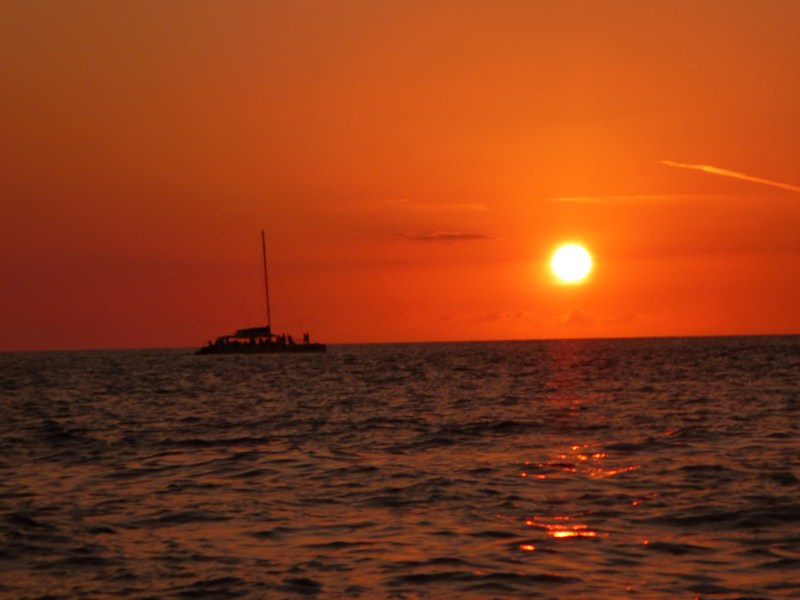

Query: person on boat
[303,333,310,344]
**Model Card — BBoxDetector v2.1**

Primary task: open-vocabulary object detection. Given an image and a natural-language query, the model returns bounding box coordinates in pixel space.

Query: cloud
[559,310,640,330]
[341,198,490,213]
[402,231,491,242]
[395,199,490,212]
[551,194,684,203]
[562,308,596,328]
[472,309,543,323]
[600,312,639,327]
[661,160,800,193]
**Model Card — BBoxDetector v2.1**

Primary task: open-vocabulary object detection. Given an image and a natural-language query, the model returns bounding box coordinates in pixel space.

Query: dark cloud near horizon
[403,231,492,242]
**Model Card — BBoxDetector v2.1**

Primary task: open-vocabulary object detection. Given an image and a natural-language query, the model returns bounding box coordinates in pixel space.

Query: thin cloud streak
[340,199,490,213]
[385,199,490,212]
[551,194,700,203]
[661,160,800,193]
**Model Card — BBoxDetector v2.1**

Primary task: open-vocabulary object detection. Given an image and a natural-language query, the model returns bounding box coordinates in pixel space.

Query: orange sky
[2,1,799,350]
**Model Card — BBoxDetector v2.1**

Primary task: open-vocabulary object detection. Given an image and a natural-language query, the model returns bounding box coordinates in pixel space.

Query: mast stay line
[261,230,271,331]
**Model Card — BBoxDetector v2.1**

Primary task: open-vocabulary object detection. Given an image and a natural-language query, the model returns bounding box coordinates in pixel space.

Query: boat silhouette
[196,232,326,354]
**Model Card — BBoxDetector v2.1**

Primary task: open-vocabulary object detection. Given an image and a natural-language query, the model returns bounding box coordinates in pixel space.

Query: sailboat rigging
[196,231,326,354]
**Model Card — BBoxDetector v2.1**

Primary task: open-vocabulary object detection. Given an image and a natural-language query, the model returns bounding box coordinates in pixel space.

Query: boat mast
[261,230,271,330]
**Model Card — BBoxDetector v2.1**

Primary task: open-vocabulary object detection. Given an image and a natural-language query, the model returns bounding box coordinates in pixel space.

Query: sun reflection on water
[519,543,536,552]
[521,443,640,481]
[525,515,600,539]
[515,439,647,548]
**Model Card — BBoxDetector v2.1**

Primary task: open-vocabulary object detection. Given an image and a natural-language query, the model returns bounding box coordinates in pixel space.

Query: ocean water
[1,336,799,599]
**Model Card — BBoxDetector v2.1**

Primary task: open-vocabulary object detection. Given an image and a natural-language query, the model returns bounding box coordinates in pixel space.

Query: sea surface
[1,336,799,599]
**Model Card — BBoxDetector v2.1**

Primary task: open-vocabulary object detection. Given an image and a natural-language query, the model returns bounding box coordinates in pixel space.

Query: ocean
[1,336,798,599]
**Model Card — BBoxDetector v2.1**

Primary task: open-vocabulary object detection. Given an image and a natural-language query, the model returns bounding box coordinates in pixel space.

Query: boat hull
[196,342,326,355]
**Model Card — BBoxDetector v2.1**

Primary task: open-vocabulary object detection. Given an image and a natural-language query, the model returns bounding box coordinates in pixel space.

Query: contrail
[660,160,800,193]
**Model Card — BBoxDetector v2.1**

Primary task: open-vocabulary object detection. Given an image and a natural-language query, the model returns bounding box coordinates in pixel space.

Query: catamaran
[196,232,326,354]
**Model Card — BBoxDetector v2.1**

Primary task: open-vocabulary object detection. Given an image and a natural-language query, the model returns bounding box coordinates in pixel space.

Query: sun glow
[551,244,592,283]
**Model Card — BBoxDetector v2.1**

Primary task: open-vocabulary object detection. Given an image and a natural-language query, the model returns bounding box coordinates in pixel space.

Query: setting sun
[551,244,593,284]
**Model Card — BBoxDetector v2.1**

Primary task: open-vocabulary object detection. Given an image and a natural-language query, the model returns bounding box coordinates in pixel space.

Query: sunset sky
[2,1,799,351]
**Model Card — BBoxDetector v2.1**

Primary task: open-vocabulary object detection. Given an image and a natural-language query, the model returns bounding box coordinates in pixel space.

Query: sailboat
[196,231,326,354]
